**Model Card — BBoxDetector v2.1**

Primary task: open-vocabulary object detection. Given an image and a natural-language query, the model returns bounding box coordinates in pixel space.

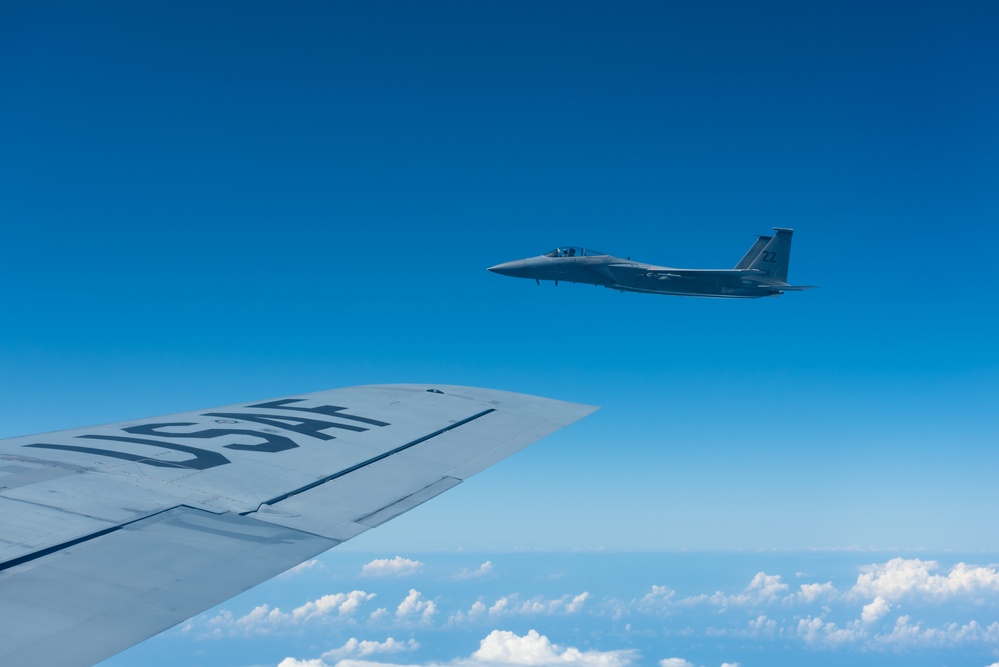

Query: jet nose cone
[488,261,520,277]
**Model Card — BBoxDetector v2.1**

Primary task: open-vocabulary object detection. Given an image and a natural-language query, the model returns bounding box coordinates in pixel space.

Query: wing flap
[357,475,462,527]
[0,505,335,667]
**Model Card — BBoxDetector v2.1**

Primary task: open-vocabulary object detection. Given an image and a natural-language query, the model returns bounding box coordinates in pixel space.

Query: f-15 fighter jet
[488,227,815,298]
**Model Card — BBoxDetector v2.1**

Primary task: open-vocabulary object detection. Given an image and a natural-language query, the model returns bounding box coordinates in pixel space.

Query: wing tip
[359,384,598,427]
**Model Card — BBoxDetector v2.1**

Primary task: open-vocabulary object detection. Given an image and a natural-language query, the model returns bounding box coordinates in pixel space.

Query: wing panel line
[0,503,198,573]
[244,408,496,514]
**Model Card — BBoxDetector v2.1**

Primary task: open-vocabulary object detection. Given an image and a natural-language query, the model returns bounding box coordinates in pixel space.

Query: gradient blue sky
[3,0,998,552]
[2,4,999,663]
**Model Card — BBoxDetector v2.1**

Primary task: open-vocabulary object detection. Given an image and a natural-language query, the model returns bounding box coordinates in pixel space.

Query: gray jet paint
[0,384,595,667]
[489,228,815,298]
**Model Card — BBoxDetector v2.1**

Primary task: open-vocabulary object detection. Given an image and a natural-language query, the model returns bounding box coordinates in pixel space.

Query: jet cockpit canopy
[544,247,606,258]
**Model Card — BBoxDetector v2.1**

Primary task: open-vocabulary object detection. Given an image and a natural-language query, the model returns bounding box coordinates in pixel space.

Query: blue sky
[2,1,998,665]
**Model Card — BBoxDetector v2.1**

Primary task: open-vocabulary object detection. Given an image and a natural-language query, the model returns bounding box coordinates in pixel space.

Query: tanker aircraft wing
[0,384,595,667]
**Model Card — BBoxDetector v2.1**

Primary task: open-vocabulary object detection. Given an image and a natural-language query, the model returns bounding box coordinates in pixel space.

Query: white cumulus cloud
[204,591,375,637]
[479,593,592,618]
[453,561,495,581]
[636,585,676,612]
[448,600,488,625]
[281,559,323,578]
[471,629,635,666]
[565,592,589,613]
[659,659,694,667]
[396,589,437,622]
[793,581,837,604]
[323,637,420,661]
[279,629,635,667]
[278,637,418,667]
[794,616,864,647]
[362,556,425,578]
[684,572,788,608]
[861,596,891,624]
[852,558,999,600]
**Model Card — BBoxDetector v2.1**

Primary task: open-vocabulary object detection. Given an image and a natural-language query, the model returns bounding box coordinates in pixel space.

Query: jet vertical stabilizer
[748,228,794,282]
[733,235,773,269]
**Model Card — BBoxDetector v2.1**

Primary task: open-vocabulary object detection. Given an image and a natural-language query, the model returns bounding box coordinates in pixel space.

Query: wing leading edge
[0,384,596,667]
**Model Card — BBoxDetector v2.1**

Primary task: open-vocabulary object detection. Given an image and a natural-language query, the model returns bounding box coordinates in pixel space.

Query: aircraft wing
[0,384,595,667]
[763,284,817,291]
[608,265,753,285]
[642,269,817,291]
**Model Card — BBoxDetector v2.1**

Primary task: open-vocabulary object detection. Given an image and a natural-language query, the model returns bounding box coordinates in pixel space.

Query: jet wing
[608,265,753,285]
[643,269,817,291]
[0,384,595,667]
[761,284,817,291]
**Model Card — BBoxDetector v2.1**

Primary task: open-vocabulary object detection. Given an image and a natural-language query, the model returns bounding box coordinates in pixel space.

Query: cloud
[851,558,999,600]
[861,597,891,624]
[747,615,778,639]
[323,637,421,662]
[874,616,999,649]
[794,616,864,648]
[794,612,999,650]
[281,559,323,577]
[453,561,495,581]
[202,591,375,637]
[659,659,694,667]
[470,629,635,666]
[683,572,788,608]
[793,582,836,604]
[487,593,591,618]
[279,629,635,667]
[448,601,488,625]
[450,592,593,624]
[362,556,425,578]
[565,593,589,613]
[278,637,419,667]
[740,572,789,602]
[396,589,437,623]
[635,585,676,612]
[704,614,780,641]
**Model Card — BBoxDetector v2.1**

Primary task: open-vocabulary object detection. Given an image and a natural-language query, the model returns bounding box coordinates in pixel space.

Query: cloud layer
[279,629,636,667]
[362,557,425,578]
[184,555,999,665]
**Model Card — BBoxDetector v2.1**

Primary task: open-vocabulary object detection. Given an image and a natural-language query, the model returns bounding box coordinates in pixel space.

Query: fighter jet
[488,227,815,298]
